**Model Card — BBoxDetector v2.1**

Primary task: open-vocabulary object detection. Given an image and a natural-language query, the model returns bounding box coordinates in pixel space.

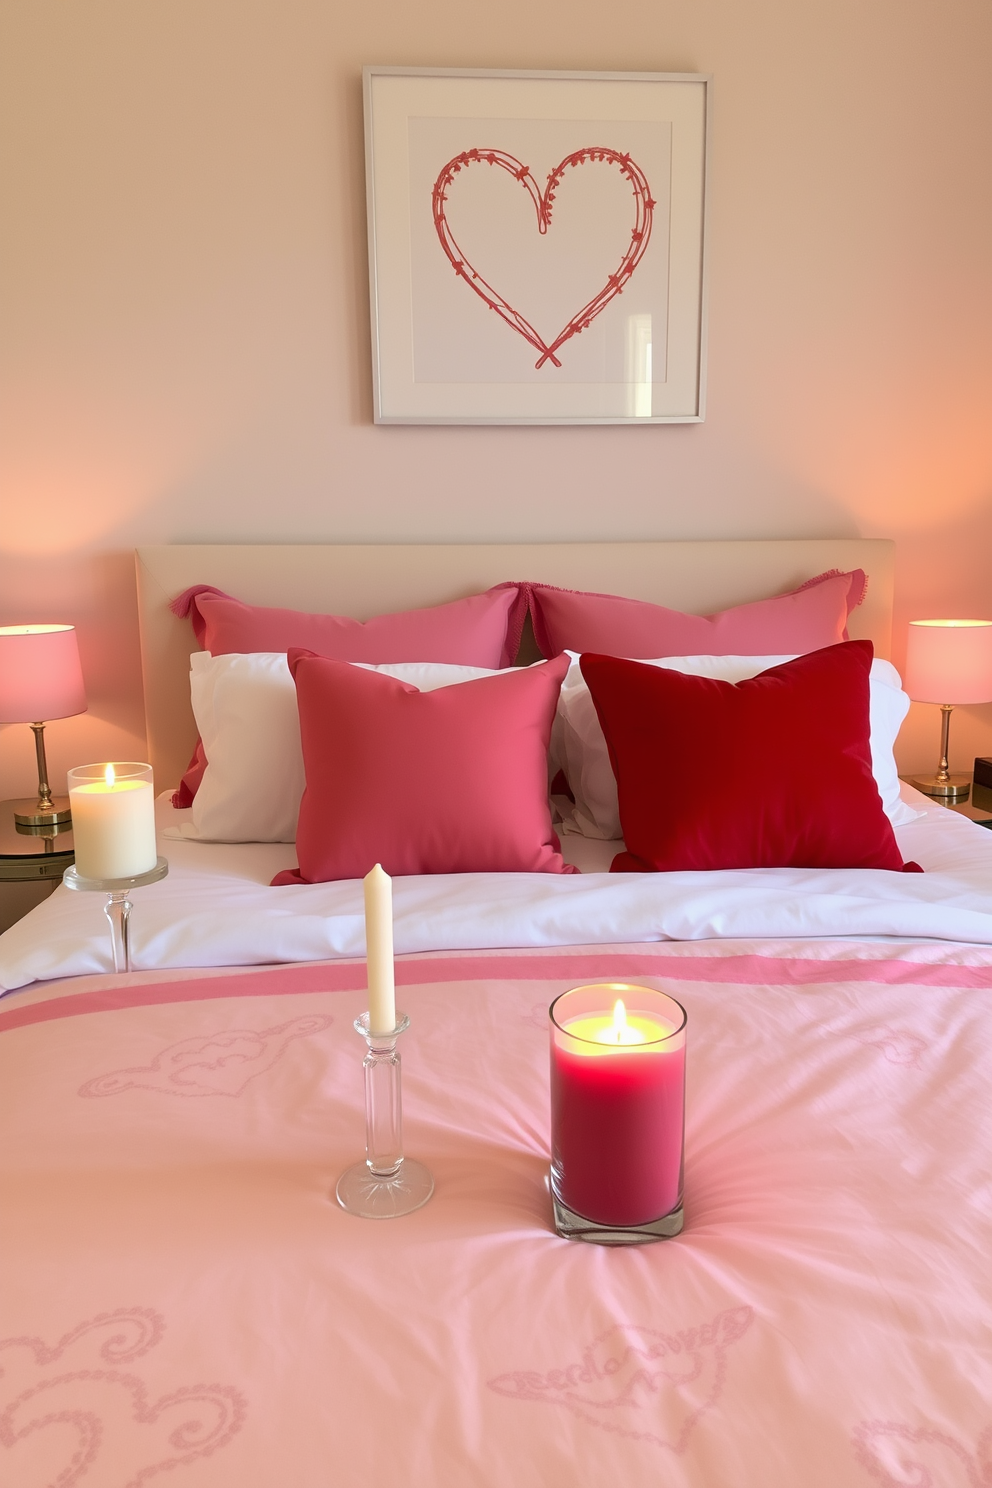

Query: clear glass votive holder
[549,982,687,1245]
[67,762,158,881]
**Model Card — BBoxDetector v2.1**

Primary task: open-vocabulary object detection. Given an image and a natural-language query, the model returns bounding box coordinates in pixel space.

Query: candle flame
[574,1000,653,1049]
[104,763,115,787]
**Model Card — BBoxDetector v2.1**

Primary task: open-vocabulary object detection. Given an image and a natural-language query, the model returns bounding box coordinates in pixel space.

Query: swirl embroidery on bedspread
[853,1026,928,1068]
[0,1307,247,1487]
[853,1420,992,1486]
[488,1305,753,1453]
[77,1014,333,1098]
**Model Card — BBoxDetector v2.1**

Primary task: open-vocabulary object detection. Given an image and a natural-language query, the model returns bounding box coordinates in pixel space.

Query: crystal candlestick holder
[336,1012,434,1219]
[63,858,169,973]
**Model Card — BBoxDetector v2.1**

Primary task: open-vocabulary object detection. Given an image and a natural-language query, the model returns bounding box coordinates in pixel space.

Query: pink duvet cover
[1,939,989,1487]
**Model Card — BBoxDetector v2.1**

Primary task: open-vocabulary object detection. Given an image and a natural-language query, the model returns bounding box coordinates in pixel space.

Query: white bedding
[2,786,991,994]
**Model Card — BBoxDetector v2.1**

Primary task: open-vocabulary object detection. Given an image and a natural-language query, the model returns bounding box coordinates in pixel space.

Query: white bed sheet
[2,787,991,995]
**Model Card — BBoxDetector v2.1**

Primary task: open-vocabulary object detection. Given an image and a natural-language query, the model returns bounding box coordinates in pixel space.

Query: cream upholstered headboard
[136,539,895,788]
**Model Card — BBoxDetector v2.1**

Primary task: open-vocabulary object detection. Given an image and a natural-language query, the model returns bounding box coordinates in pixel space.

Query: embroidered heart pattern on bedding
[77,1013,333,1098]
[853,1420,992,1486]
[0,1308,247,1487]
[488,1305,753,1453]
[432,147,655,370]
[854,1025,928,1068]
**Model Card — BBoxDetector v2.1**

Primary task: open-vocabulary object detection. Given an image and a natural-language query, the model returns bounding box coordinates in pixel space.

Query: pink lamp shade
[904,620,992,706]
[0,624,87,722]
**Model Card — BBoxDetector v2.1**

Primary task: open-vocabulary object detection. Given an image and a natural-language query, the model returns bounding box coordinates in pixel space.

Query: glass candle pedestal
[550,983,687,1245]
[336,1012,434,1220]
[62,858,169,973]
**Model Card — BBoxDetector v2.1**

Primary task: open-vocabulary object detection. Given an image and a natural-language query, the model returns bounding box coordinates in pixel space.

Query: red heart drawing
[432,147,655,370]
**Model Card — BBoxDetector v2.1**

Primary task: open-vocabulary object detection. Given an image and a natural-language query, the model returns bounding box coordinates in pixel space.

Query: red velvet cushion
[273,652,576,883]
[579,642,910,873]
[524,569,866,659]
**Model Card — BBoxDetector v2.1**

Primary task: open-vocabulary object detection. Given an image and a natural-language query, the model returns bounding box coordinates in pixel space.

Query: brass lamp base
[11,795,72,827]
[910,774,970,801]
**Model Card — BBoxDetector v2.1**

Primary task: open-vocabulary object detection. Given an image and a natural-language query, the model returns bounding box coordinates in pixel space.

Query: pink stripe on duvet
[2,947,992,1033]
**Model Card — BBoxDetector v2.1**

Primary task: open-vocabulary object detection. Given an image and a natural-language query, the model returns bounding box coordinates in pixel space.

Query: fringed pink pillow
[170,584,528,807]
[518,569,867,660]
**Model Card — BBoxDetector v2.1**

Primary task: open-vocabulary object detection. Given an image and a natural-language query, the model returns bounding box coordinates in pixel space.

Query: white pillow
[177,652,501,843]
[553,652,921,840]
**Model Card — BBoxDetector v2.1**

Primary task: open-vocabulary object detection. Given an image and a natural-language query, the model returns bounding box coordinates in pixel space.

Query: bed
[1,539,990,1488]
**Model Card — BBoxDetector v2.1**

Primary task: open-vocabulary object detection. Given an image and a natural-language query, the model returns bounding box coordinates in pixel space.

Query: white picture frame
[363,66,710,425]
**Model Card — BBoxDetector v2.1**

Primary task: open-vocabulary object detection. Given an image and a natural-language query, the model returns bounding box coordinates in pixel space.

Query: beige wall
[2,0,991,794]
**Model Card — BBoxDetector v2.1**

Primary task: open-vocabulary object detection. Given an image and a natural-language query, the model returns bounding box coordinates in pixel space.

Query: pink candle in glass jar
[550,983,686,1231]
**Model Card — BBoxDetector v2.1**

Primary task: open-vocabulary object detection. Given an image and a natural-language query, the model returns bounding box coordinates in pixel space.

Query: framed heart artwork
[363,67,710,424]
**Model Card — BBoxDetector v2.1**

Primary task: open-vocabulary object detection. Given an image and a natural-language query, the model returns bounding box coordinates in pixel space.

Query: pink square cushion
[271,651,577,883]
[579,642,917,874]
[524,569,867,659]
[169,584,527,806]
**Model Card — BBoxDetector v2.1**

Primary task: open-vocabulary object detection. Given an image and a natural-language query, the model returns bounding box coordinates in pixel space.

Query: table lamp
[905,619,992,800]
[0,624,87,826]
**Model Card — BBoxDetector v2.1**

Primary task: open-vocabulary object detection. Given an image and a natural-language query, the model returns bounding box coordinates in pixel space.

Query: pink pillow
[170,584,528,806]
[579,642,916,873]
[173,738,209,809]
[272,652,576,883]
[171,584,526,666]
[521,570,867,659]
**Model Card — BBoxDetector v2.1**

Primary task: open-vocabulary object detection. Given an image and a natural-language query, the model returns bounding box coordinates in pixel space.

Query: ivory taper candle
[364,863,396,1036]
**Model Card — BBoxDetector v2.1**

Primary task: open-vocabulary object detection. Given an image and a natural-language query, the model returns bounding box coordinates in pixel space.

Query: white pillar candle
[364,863,396,1036]
[68,762,157,880]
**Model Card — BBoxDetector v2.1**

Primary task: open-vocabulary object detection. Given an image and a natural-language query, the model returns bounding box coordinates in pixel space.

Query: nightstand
[0,808,74,932]
[903,779,992,828]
